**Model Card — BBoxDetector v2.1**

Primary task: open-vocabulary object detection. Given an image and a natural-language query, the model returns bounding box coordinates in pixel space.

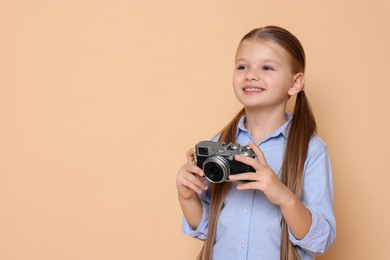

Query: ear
[288,73,305,96]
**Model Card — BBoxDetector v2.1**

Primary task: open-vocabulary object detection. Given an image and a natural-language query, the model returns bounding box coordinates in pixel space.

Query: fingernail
[203,186,208,190]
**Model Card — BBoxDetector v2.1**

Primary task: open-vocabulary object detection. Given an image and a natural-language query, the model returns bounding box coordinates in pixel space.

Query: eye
[262,66,274,71]
[237,65,248,70]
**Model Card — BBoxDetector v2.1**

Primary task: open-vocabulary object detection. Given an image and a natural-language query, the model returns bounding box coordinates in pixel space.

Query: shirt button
[243,208,249,214]
[240,243,245,249]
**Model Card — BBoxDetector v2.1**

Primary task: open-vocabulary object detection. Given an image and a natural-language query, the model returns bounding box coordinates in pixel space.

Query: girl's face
[233,40,303,111]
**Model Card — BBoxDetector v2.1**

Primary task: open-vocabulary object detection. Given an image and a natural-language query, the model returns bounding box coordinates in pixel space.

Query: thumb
[248,142,267,165]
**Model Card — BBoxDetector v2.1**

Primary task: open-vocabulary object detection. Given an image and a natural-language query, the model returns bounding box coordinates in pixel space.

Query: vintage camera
[195,141,256,183]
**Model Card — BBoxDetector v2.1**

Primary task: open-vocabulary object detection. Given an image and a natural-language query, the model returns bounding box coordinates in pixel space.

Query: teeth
[244,88,262,92]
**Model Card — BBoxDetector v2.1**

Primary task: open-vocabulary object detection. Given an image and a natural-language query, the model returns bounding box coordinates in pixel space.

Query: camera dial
[228,143,240,150]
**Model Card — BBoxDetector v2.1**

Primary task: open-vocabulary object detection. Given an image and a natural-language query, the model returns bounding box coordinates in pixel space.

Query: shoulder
[304,135,332,174]
[309,135,327,151]
[211,133,221,142]
[307,135,328,159]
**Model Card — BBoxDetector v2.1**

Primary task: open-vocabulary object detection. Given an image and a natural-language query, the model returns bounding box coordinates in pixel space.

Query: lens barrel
[203,156,230,183]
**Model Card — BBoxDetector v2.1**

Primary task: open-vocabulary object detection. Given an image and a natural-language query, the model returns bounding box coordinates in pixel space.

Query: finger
[184,174,208,191]
[180,177,205,194]
[248,141,267,165]
[228,172,259,181]
[185,163,204,177]
[186,148,196,165]
[236,181,259,191]
[234,154,260,170]
[184,174,206,188]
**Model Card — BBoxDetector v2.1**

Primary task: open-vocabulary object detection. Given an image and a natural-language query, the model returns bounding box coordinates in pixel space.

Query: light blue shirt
[182,114,336,259]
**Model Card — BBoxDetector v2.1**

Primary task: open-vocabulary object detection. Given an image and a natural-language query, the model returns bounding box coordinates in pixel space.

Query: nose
[246,68,259,81]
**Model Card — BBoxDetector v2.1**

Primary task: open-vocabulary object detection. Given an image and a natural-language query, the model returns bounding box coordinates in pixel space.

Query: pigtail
[280,91,316,260]
[197,108,245,260]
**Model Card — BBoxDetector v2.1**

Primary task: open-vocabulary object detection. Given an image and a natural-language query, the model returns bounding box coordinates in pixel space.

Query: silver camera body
[195,141,256,183]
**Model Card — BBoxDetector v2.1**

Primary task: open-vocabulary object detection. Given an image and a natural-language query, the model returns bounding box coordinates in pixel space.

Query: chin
[239,102,263,110]
[236,97,262,108]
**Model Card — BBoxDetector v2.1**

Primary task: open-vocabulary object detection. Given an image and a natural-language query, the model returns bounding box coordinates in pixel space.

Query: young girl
[176,26,336,260]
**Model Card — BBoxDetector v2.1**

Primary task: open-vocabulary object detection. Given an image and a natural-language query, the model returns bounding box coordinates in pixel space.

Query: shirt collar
[237,113,292,139]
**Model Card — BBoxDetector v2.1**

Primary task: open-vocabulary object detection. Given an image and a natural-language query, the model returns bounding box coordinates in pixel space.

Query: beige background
[1,0,389,259]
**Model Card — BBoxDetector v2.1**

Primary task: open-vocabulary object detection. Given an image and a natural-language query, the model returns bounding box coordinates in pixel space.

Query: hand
[228,142,294,207]
[176,148,208,200]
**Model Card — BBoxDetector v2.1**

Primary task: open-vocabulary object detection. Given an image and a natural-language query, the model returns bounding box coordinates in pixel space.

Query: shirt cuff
[182,199,209,240]
[288,208,332,256]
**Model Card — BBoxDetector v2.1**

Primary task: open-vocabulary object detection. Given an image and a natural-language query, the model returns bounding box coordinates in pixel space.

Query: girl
[176,26,336,260]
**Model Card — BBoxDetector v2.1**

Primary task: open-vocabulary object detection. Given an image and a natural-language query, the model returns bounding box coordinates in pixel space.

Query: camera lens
[205,163,223,182]
[203,156,230,183]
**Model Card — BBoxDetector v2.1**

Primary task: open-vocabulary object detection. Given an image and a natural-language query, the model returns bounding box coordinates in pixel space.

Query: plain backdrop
[1,0,389,259]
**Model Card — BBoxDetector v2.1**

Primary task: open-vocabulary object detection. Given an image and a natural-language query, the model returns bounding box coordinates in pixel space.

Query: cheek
[232,73,243,87]
[232,79,238,90]
[271,77,291,89]
[232,79,242,97]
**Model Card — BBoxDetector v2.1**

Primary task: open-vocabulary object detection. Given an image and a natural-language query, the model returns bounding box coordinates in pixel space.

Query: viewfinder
[198,147,209,155]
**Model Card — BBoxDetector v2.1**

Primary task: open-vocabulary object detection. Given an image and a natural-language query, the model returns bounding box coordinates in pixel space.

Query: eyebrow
[235,58,281,66]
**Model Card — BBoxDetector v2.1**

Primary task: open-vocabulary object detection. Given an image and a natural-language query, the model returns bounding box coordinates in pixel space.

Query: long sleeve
[182,184,211,240]
[288,138,336,256]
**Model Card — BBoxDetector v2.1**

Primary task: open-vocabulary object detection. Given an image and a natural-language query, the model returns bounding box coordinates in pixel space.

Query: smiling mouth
[243,87,265,92]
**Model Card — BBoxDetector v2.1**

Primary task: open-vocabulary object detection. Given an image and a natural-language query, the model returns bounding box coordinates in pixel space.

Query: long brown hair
[198,26,316,260]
